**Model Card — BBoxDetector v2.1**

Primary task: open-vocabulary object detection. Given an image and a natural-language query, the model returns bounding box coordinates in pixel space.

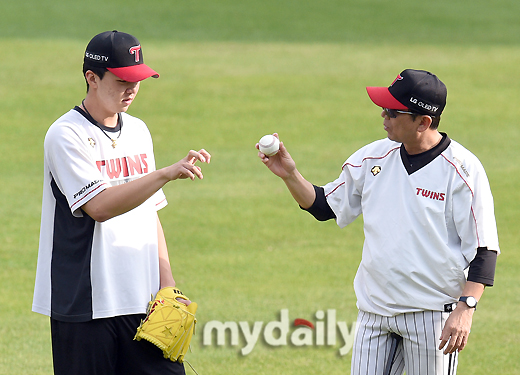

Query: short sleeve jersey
[32,109,167,322]
[323,136,500,317]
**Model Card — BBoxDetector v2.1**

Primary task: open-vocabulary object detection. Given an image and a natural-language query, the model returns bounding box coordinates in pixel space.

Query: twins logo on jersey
[96,154,149,180]
[416,187,446,201]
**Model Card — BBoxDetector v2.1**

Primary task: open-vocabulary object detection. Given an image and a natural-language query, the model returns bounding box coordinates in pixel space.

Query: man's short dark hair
[429,116,441,130]
[83,63,108,93]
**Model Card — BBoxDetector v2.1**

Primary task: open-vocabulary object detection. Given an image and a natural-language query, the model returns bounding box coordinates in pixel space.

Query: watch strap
[459,296,478,309]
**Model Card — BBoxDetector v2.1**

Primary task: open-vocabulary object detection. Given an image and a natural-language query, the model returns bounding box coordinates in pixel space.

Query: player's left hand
[438,305,474,354]
[167,149,211,181]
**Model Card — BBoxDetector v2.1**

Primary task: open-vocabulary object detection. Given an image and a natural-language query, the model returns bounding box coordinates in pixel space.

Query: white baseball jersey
[323,136,499,317]
[32,108,167,322]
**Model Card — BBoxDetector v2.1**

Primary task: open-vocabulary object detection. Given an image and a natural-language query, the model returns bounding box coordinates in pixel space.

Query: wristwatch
[459,296,478,309]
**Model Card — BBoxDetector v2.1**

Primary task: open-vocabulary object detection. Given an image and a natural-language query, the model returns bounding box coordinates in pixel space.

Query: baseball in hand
[258,134,280,156]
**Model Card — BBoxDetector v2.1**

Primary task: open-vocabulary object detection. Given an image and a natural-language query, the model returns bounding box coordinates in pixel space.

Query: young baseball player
[32,30,210,374]
[257,69,499,375]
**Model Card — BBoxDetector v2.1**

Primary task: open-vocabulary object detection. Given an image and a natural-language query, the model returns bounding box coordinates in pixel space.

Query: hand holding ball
[258,134,280,156]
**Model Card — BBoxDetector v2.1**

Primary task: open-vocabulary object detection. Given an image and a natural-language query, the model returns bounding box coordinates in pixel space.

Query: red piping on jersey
[155,198,167,207]
[325,146,400,198]
[325,182,344,197]
[440,154,480,246]
[70,182,109,211]
[341,146,400,170]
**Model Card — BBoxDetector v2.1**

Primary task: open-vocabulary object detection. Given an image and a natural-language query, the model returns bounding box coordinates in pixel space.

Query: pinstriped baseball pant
[351,310,458,375]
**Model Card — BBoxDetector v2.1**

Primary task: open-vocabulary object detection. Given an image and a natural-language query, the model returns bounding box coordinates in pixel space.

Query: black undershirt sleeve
[467,247,498,286]
[301,185,336,221]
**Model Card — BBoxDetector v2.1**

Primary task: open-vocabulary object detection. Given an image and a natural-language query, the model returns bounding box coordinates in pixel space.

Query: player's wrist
[455,303,475,313]
[454,301,477,316]
[281,168,302,183]
[156,166,175,183]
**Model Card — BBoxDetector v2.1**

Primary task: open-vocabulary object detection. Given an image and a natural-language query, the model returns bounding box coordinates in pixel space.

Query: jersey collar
[400,133,451,175]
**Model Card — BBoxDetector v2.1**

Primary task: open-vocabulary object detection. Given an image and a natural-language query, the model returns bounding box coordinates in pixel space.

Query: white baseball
[258,134,280,156]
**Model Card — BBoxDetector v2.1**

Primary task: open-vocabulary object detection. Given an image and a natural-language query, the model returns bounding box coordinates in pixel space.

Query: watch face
[466,296,477,307]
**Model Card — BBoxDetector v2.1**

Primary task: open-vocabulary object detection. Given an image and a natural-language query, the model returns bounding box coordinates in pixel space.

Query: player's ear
[417,115,433,132]
[85,70,99,90]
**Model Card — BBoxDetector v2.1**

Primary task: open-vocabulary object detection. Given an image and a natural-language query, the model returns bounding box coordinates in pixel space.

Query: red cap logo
[390,74,403,87]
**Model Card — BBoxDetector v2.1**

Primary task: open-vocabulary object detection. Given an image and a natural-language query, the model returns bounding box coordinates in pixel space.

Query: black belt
[444,303,457,312]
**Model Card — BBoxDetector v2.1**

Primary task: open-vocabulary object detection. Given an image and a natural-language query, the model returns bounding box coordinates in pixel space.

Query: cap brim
[108,64,159,82]
[366,86,408,110]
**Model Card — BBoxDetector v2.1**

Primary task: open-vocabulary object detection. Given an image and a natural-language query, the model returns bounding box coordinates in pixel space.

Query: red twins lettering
[129,45,142,62]
[96,154,149,179]
[416,187,445,201]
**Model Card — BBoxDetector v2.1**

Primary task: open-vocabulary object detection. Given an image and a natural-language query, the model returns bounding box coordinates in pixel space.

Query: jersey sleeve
[322,149,366,228]
[469,162,500,253]
[44,121,108,217]
[451,151,500,264]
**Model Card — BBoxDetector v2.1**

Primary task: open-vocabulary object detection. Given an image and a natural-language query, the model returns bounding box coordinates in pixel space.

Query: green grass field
[1,1,519,374]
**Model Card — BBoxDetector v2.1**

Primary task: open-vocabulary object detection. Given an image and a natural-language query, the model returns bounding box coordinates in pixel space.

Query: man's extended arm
[82,149,210,222]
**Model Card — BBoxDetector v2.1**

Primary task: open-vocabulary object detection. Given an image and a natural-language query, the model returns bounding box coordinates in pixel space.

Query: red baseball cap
[367,69,447,116]
[84,30,159,82]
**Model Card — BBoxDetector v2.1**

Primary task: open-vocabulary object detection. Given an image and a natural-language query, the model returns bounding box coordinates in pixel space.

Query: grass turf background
[0,1,519,374]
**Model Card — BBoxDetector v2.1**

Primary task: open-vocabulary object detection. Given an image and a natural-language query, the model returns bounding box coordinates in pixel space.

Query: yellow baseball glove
[134,287,197,363]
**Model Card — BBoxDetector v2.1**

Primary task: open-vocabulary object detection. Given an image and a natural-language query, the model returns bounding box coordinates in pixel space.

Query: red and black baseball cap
[84,30,159,82]
[366,69,447,116]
